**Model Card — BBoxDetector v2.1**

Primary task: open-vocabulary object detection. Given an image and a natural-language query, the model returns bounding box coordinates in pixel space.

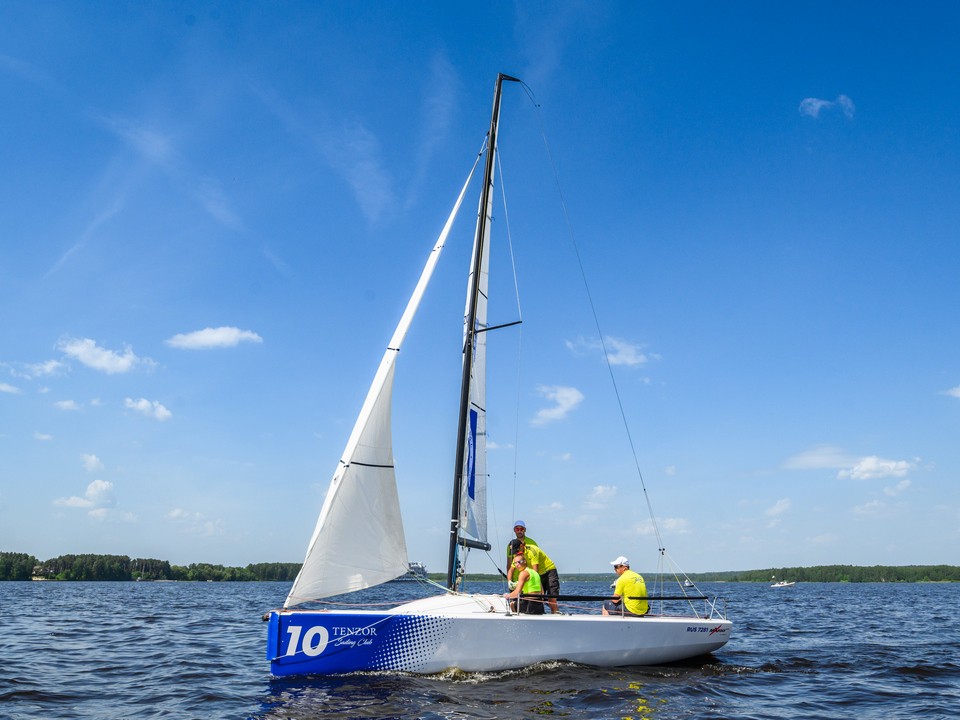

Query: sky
[1,2,958,576]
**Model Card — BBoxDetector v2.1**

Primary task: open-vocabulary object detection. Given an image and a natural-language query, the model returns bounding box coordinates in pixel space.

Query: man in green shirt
[602,555,648,617]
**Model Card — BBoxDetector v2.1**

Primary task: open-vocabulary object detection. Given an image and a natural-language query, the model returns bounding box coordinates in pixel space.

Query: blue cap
[513,520,526,529]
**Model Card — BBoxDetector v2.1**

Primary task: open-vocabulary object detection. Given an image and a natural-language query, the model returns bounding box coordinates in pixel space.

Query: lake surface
[1,580,957,719]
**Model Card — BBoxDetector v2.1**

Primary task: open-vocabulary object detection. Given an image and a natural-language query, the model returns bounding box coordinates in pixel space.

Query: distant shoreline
[2,552,957,583]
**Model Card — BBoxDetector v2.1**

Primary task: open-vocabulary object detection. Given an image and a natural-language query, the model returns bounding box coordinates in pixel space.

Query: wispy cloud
[54,400,80,411]
[44,190,127,278]
[57,337,151,374]
[404,54,458,208]
[166,326,263,350]
[853,499,884,516]
[635,517,690,536]
[253,82,397,226]
[799,94,855,119]
[167,508,225,536]
[584,484,617,509]
[883,479,911,497]
[27,360,67,377]
[765,498,791,517]
[565,336,649,367]
[783,445,856,470]
[0,382,21,394]
[530,385,584,426]
[942,385,960,399]
[124,397,172,421]
[765,497,791,527]
[34,432,52,441]
[320,119,395,226]
[91,112,243,231]
[97,115,175,165]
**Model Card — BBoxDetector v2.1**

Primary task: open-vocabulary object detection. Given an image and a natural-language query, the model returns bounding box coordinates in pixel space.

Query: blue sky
[2,2,958,575]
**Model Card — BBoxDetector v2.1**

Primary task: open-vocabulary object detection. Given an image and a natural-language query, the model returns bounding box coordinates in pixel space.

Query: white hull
[267,593,732,676]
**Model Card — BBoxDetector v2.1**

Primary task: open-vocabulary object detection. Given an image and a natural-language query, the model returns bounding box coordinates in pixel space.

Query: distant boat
[770,576,796,588]
[684,580,695,588]
[392,562,428,581]
[264,73,732,676]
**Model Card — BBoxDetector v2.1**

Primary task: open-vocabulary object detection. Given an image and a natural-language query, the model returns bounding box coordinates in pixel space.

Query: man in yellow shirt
[508,537,560,613]
[602,555,648,617]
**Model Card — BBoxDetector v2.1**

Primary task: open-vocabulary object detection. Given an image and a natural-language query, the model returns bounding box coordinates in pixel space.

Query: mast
[446,73,520,590]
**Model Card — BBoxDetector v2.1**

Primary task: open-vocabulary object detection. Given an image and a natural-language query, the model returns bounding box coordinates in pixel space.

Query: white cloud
[55,479,116,510]
[125,397,172,421]
[604,337,648,366]
[785,446,918,482]
[54,400,80,411]
[530,385,584,426]
[0,382,21,394]
[585,484,617,509]
[34,432,52,441]
[81,454,104,472]
[553,452,573,462]
[883,479,912,497]
[57,337,149,374]
[838,456,915,481]
[565,336,649,367]
[664,465,677,476]
[942,385,960,399]
[166,326,263,349]
[799,94,856,119]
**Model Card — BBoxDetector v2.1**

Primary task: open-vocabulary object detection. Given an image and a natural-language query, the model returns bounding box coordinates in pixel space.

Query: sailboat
[265,73,732,676]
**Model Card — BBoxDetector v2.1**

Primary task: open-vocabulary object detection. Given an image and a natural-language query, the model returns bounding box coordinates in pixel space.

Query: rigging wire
[513,79,668,557]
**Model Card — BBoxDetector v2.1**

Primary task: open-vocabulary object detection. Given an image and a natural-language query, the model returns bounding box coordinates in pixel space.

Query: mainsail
[284,160,480,608]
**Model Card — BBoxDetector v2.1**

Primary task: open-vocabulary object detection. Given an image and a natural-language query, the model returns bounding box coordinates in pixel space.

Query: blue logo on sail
[467,409,477,500]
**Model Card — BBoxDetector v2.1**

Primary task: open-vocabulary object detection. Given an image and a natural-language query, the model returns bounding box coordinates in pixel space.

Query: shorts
[603,598,646,617]
[541,568,560,598]
[518,595,545,615]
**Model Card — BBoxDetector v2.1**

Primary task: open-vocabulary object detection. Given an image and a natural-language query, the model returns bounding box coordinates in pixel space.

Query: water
[1,580,957,719]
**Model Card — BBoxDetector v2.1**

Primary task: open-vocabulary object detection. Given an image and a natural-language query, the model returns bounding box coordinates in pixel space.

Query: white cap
[610,556,630,567]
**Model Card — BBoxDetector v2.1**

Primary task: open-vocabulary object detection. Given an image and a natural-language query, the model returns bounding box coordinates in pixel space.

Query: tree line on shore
[2,552,958,583]
[0,552,302,582]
